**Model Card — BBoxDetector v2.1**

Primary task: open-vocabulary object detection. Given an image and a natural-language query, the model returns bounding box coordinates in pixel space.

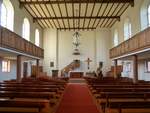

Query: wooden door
[23,62,28,78]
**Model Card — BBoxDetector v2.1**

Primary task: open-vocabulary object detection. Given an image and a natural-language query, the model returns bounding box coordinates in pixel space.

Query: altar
[69,72,84,78]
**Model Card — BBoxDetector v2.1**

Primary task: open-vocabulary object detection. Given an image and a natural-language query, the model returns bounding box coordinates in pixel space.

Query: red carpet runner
[55,83,100,113]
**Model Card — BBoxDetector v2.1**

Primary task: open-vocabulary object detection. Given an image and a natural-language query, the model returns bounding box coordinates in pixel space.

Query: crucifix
[85,58,92,70]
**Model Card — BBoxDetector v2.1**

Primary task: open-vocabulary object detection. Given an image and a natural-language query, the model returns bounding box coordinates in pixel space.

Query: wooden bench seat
[103,101,150,113]
[0,99,49,113]
[93,88,150,94]
[0,87,59,92]
[0,91,55,99]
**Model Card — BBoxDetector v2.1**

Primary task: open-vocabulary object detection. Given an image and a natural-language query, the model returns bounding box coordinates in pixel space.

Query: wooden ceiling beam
[34,16,120,20]
[20,0,134,6]
[57,27,96,30]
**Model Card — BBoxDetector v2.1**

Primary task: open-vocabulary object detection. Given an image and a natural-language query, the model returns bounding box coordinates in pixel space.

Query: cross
[85,58,92,70]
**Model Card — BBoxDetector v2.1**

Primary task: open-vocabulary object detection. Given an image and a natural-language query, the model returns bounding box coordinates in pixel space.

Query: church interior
[0,0,150,113]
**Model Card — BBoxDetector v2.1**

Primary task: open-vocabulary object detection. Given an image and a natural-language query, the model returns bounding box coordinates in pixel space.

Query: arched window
[124,18,131,41]
[0,0,14,31]
[148,5,150,26]
[22,18,30,41]
[1,3,7,27]
[35,29,40,46]
[113,29,119,46]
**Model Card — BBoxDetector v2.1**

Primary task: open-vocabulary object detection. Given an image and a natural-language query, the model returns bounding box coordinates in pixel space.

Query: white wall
[3,0,43,48]
[43,29,57,75]
[0,0,43,81]
[111,0,150,81]
[138,60,150,81]
[0,59,16,82]
[43,28,111,76]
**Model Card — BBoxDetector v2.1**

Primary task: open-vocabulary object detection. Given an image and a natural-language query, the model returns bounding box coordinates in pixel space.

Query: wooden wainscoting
[0,26,44,58]
[110,27,150,59]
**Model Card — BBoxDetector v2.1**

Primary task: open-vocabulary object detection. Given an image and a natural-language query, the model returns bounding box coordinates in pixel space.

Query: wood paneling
[0,26,44,58]
[110,27,150,59]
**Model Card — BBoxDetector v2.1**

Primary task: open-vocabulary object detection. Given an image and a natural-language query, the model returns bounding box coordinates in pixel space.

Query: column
[133,55,138,83]
[114,59,118,78]
[36,59,39,78]
[17,55,22,82]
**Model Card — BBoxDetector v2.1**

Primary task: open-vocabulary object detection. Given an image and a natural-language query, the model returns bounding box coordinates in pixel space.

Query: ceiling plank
[20,0,134,5]
[100,3,114,27]
[33,4,48,28]
[103,3,120,27]
[110,3,130,27]
[87,1,96,29]
[72,2,75,30]
[49,3,61,28]
[95,2,109,28]
[82,0,89,29]
[25,4,44,28]
[34,16,120,20]
[64,0,70,29]
[91,0,104,28]
[57,0,66,28]
[44,4,57,28]
[78,2,81,29]
[39,3,52,28]
[107,3,125,27]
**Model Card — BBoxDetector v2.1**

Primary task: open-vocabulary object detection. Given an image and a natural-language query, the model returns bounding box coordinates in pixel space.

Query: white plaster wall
[96,28,111,76]
[0,59,16,82]
[58,30,96,73]
[43,28,112,76]
[111,0,144,47]
[0,0,43,81]
[9,0,43,48]
[138,60,150,81]
[43,29,57,75]
[111,0,150,81]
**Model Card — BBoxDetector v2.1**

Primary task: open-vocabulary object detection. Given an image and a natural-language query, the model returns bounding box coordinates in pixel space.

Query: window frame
[35,29,40,46]
[113,29,119,47]
[22,18,30,41]
[0,0,14,31]
[124,18,132,41]
[2,60,10,73]
[145,61,150,73]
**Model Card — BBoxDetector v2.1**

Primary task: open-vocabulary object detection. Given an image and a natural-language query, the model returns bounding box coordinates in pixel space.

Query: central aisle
[55,83,100,113]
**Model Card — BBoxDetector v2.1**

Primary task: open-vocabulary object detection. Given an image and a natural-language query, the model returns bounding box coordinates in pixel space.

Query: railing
[0,26,44,58]
[110,27,150,59]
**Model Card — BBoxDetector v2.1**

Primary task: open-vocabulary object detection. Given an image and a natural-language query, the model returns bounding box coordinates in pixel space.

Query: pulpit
[70,72,84,78]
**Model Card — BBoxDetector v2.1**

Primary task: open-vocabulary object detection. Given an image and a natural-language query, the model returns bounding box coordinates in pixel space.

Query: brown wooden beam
[34,16,120,20]
[57,27,96,30]
[20,0,134,6]
[133,55,138,83]
[36,59,39,78]
[114,59,118,78]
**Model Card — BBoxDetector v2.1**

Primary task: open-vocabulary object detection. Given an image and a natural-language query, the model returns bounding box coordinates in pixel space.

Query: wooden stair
[61,60,80,76]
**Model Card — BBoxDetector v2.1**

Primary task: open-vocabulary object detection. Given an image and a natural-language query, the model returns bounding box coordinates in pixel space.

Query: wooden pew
[101,101,150,113]
[0,98,49,113]
[0,91,55,100]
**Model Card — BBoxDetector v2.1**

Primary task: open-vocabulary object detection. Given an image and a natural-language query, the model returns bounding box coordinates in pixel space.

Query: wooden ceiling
[19,0,134,30]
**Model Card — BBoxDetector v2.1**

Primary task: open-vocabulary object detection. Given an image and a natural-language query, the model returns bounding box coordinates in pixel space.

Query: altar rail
[0,26,44,58]
[110,27,150,59]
